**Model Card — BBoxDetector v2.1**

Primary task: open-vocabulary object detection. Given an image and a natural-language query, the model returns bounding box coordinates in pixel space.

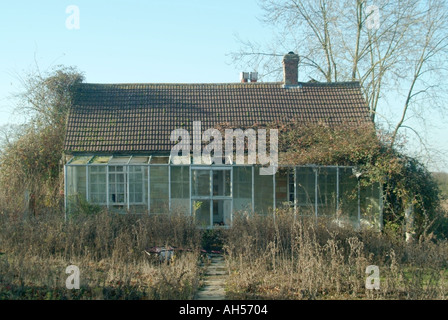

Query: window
[89,166,106,204]
[129,166,145,204]
[109,165,126,205]
[192,169,210,197]
[171,166,190,211]
[233,166,252,211]
[213,170,231,197]
[289,167,338,216]
[317,167,337,216]
[150,165,169,214]
[288,171,295,203]
[296,167,316,206]
[254,167,274,215]
[171,166,190,199]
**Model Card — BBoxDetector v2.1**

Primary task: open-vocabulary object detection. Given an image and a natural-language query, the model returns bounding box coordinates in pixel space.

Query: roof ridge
[300,81,360,87]
[78,82,281,86]
[76,81,360,88]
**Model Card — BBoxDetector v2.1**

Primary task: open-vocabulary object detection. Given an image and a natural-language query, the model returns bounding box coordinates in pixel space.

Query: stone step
[202,279,226,286]
[205,271,228,277]
[206,268,225,272]
[200,260,225,266]
[198,285,226,292]
[195,254,228,300]
[195,294,226,300]
[196,288,226,296]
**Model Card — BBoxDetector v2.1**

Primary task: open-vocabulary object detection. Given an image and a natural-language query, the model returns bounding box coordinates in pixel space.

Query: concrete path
[194,254,228,300]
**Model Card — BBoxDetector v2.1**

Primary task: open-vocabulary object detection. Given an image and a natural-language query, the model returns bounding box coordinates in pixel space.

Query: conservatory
[63,53,384,229]
[64,154,383,230]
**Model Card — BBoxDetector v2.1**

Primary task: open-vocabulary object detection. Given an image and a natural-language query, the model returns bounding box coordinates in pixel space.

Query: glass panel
[360,182,382,230]
[150,156,170,164]
[69,156,91,165]
[339,168,359,227]
[254,167,273,215]
[213,199,232,226]
[150,166,169,213]
[193,200,211,227]
[233,166,252,212]
[170,155,191,165]
[66,166,87,214]
[109,165,126,205]
[275,169,289,208]
[192,169,210,197]
[109,156,131,164]
[170,166,190,213]
[212,170,231,197]
[317,167,337,216]
[288,171,295,203]
[129,166,146,205]
[91,156,110,164]
[193,155,212,165]
[296,167,316,216]
[129,156,150,164]
[66,166,87,198]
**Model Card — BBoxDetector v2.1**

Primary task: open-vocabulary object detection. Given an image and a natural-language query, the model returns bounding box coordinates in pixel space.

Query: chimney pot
[282,52,300,86]
[250,72,258,82]
[240,72,249,83]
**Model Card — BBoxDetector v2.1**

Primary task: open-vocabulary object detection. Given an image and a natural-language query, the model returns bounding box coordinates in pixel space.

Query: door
[191,167,232,227]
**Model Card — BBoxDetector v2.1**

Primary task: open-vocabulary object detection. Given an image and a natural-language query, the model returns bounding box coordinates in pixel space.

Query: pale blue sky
[0,1,446,171]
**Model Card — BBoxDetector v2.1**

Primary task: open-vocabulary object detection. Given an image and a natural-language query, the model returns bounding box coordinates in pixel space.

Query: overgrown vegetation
[0,211,202,300]
[223,211,448,300]
[217,120,445,240]
[0,66,83,215]
[433,172,448,199]
[2,208,448,300]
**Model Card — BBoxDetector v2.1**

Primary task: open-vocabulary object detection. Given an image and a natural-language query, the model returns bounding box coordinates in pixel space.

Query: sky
[0,1,447,171]
[0,1,268,118]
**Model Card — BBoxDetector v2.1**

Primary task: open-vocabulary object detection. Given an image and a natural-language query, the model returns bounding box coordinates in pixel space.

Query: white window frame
[108,165,127,206]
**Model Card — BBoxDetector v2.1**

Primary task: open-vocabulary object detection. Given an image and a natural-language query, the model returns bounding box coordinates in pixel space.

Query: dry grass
[0,210,203,300]
[2,208,448,300]
[223,210,448,300]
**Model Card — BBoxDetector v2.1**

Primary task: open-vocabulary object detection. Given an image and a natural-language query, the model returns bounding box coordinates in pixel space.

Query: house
[63,52,382,229]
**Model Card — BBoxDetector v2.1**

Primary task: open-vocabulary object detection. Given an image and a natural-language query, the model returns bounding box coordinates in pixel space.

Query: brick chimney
[282,52,300,86]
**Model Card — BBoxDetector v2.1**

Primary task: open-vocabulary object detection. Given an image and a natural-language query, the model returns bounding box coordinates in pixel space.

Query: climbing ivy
[215,120,443,239]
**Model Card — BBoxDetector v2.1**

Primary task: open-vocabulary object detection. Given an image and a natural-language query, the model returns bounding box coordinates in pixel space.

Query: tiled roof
[64,81,371,154]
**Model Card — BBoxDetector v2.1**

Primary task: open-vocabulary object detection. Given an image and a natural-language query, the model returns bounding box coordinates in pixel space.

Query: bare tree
[231,0,448,147]
[13,65,84,129]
